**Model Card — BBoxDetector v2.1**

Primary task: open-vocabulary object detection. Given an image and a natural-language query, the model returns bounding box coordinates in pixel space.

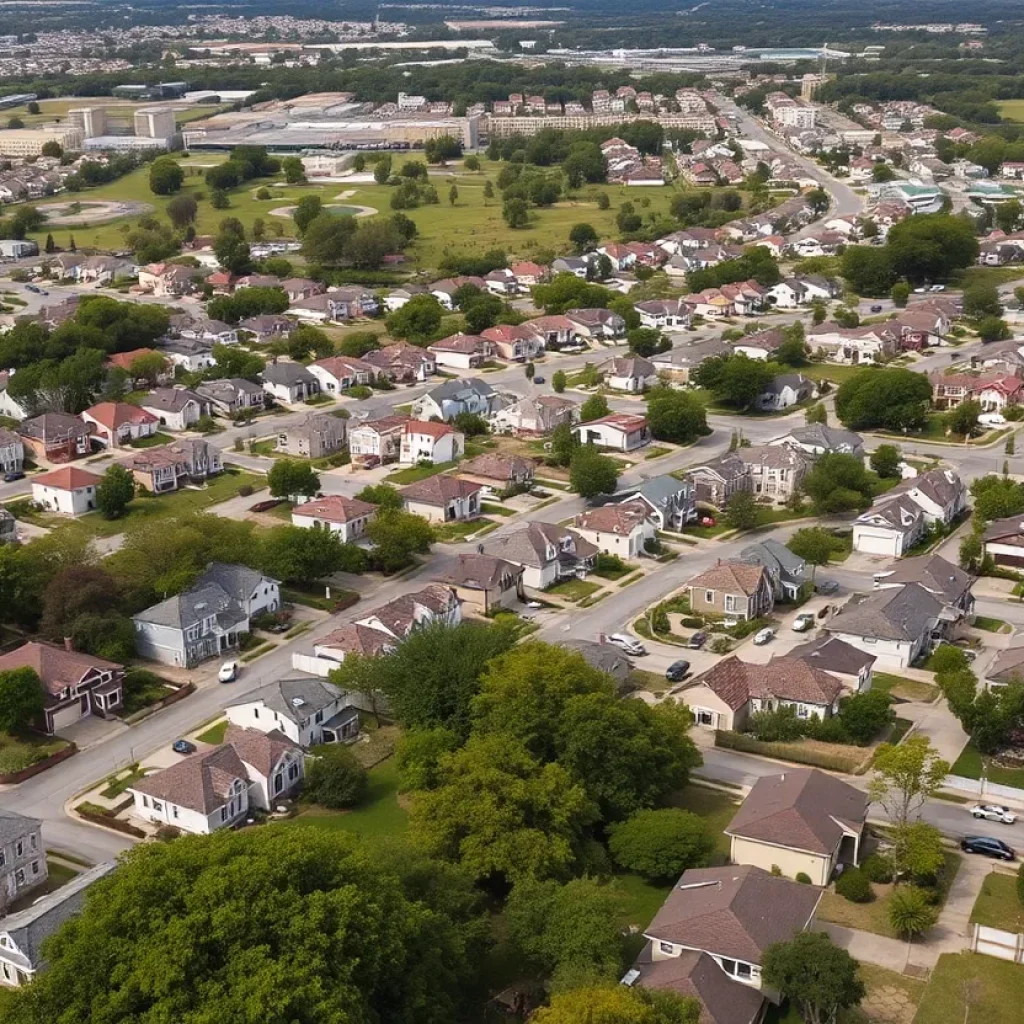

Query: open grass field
[292,758,408,837]
[998,100,1024,123]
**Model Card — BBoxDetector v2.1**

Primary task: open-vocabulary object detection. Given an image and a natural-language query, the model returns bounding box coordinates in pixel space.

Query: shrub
[681,617,704,629]
[649,607,669,633]
[748,705,806,743]
[929,644,968,674]
[861,854,894,884]
[238,484,254,497]
[709,637,732,655]
[607,808,716,882]
[838,688,895,745]
[303,744,367,809]
[805,715,849,744]
[770,864,782,876]
[835,867,873,903]
[795,872,812,884]
[888,885,937,938]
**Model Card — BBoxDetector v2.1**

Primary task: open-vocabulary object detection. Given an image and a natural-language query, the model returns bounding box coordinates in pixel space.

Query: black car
[534,376,545,384]
[3,471,24,483]
[870,304,883,313]
[665,659,691,682]
[961,835,1016,861]
[687,631,708,649]
[816,579,840,595]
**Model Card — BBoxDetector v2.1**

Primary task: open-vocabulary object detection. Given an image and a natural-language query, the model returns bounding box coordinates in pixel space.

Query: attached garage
[852,525,903,557]
[48,697,87,733]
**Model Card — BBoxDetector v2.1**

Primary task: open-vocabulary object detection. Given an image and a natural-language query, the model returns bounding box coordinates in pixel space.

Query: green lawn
[545,577,603,603]
[0,731,70,774]
[871,672,939,703]
[480,502,516,517]
[128,431,175,449]
[914,953,1024,1024]
[433,517,496,542]
[973,616,1008,633]
[196,720,229,745]
[799,363,868,385]
[120,669,176,715]
[385,461,450,485]
[615,873,673,933]
[970,871,1024,932]
[99,763,150,799]
[667,785,740,865]
[294,759,408,837]
[952,742,1024,789]
[644,446,672,460]
[593,559,638,581]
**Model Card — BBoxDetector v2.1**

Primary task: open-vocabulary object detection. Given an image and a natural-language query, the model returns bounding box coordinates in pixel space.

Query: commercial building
[134,107,177,142]
[68,107,107,139]
[0,125,83,157]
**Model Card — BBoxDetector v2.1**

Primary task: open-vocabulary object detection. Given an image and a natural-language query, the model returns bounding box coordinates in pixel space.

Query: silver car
[969,804,1017,825]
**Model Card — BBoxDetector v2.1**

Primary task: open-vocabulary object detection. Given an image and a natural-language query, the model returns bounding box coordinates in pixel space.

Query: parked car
[687,631,708,649]
[792,613,815,632]
[930,284,946,292]
[665,659,691,682]
[525,600,542,609]
[816,579,840,595]
[607,633,647,656]
[969,804,1017,825]
[961,835,1016,860]
[870,304,883,313]
[218,661,239,683]
[979,413,1006,427]
[534,376,545,385]
[172,739,196,755]
[3,471,24,483]
[25,284,40,293]
[753,627,776,646]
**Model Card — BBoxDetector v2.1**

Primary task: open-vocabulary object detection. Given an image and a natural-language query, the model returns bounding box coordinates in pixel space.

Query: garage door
[50,701,84,732]
[854,529,897,557]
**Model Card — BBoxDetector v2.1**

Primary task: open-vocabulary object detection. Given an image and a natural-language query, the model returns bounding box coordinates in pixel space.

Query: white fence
[971,924,1024,963]
[943,774,1024,804]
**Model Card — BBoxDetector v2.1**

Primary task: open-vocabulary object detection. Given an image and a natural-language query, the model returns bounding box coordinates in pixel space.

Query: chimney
[63,637,73,652]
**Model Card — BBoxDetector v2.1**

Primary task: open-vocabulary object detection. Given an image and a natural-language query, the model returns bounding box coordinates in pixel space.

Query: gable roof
[576,499,652,535]
[828,583,943,642]
[987,645,1024,686]
[687,561,768,597]
[788,635,876,676]
[725,769,868,855]
[0,640,121,697]
[425,377,495,403]
[228,677,345,724]
[483,521,598,569]
[133,581,247,633]
[292,495,376,524]
[458,452,534,482]
[876,553,972,605]
[0,809,41,847]
[316,623,397,658]
[434,552,524,592]
[194,562,275,605]
[399,475,481,505]
[32,466,102,491]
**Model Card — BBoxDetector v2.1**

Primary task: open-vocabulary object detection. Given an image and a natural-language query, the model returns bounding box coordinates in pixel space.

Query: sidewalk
[812,920,933,972]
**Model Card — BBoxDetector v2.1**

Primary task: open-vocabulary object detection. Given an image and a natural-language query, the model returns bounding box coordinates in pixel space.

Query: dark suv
[961,835,1016,861]
[665,660,691,683]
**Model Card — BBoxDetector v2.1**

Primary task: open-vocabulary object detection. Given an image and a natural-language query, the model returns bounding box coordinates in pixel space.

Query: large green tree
[762,933,865,1024]
[0,668,44,733]
[569,445,619,498]
[835,368,932,431]
[267,459,320,500]
[646,387,709,444]
[607,808,716,882]
[364,509,434,573]
[260,525,366,586]
[532,985,700,1024]
[802,453,875,513]
[886,214,979,284]
[95,464,135,520]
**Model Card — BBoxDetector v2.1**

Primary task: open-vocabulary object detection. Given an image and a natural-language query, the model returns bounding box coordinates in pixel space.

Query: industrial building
[134,107,177,141]
[486,112,718,137]
[0,125,83,157]
[69,107,107,139]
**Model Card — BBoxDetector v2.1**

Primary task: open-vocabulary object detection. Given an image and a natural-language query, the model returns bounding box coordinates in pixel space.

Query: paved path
[813,920,929,972]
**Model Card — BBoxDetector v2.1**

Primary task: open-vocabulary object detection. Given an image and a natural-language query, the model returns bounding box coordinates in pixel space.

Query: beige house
[434,553,525,615]
[725,769,868,886]
[399,475,482,523]
[686,562,774,621]
[574,500,656,559]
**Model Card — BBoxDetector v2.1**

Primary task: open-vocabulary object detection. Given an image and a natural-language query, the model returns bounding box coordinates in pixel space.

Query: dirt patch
[38,200,154,225]
[269,202,376,219]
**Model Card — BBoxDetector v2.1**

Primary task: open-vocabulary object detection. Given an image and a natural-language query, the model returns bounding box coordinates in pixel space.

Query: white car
[525,601,542,610]
[792,613,816,633]
[218,661,239,683]
[969,804,1017,825]
[979,413,1006,427]
[753,627,776,646]
[607,633,647,656]
[930,284,946,292]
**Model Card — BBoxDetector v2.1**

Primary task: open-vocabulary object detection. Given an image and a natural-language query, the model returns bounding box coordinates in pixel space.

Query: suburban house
[825,583,946,669]
[788,635,876,693]
[291,495,377,543]
[399,420,464,466]
[572,413,651,452]
[17,413,91,463]
[457,453,534,496]
[0,862,115,988]
[0,640,123,734]
[411,377,499,421]
[225,678,359,748]
[807,322,898,365]
[985,646,1024,689]
[308,355,377,394]
[281,277,325,303]
[769,424,863,457]
[735,444,810,503]
[239,314,294,342]
[129,727,304,835]
[520,315,577,350]
[362,343,435,383]
[565,307,626,340]
[140,388,211,431]
[400,475,482,523]
[731,329,785,361]
[433,553,526,614]
[630,865,822,1021]
[611,476,697,530]
[0,812,45,916]
[160,337,216,373]
[634,297,693,329]
[261,362,320,404]
[277,412,346,460]
[756,373,814,411]
[428,333,493,370]
[600,355,658,393]
[982,513,1024,569]
[491,395,578,436]
[574,500,656,559]
[725,769,868,886]
[852,496,926,558]
[195,378,265,418]
[740,538,809,602]
[686,453,748,509]
[120,439,223,494]
[81,402,159,448]
[480,323,545,361]
[681,656,843,731]
[686,562,774,621]
[31,466,101,517]
[0,428,24,477]
[872,554,974,619]
[483,521,598,590]
[349,414,409,468]
[887,468,967,526]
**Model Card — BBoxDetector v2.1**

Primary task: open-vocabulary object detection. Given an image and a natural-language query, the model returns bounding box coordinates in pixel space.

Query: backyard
[291,758,409,838]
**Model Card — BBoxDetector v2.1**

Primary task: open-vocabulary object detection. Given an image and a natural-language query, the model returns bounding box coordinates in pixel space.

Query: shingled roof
[687,561,769,597]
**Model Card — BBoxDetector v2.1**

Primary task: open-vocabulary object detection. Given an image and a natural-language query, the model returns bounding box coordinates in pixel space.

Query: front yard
[872,673,939,704]
[951,742,1024,789]
[0,731,71,774]
[913,953,1024,1024]
[545,577,603,603]
[970,870,1024,933]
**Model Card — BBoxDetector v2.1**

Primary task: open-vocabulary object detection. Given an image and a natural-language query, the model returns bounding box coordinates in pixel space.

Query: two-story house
[277,412,346,460]
[483,521,598,590]
[0,812,46,915]
[599,355,658,393]
[195,379,266,418]
[308,355,377,394]
[456,453,534,497]
[491,395,579,437]
[226,678,360,747]
[611,476,697,531]
[291,495,376,543]
[574,500,656,559]
[735,444,811,504]
[434,552,525,615]
[0,428,24,477]
[120,439,223,494]
[81,402,159,448]
[411,377,499,421]
[139,388,212,431]
[686,453,749,509]
[30,466,102,517]
[349,414,409,468]
[261,362,320,404]
[686,562,774,621]
[399,420,464,466]
[740,538,810,602]
[428,334,493,370]
[17,413,91,464]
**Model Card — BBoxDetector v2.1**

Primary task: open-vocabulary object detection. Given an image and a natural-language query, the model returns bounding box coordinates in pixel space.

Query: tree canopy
[835,368,932,431]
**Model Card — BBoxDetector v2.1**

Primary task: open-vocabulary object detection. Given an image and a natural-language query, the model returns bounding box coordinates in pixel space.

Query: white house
[349,414,409,468]
[574,500,656,559]
[399,420,464,466]
[411,377,499,421]
[31,466,101,517]
[308,355,375,394]
[399,475,482,523]
[226,678,359,747]
[81,402,159,448]
[291,495,377,543]
[140,388,210,431]
[573,413,651,452]
[600,355,658,393]
[483,521,599,590]
[852,497,926,557]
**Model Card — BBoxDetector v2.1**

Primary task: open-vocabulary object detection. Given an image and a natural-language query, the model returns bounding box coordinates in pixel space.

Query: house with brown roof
[573,413,651,452]
[400,475,482,523]
[120,439,222,494]
[428,333,494,371]
[788,636,875,693]
[291,495,377,544]
[17,413,91,464]
[457,453,534,496]
[631,865,822,1017]
[983,513,1024,569]
[0,641,123,734]
[349,414,409,468]
[725,769,868,886]
[354,584,462,641]
[433,553,525,614]
[574,500,656,559]
[686,562,774,621]
[81,402,159,449]
[128,727,304,835]
[399,420,464,466]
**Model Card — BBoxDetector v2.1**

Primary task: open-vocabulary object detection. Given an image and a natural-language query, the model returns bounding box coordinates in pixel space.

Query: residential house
[399,420,464,466]
[574,500,656,559]
[308,355,377,394]
[686,453,748,509]
[291,624,398,678]
[634,298,693,330]
[0,373,28,422]
[682,656,843,731]
[769,424,864,457]
[277,412,346,460]
[480,324,544,361]
[509,260,547,286]
[458,453,534,496]
[735,444,810,503]
[483,521,598,590]
[261,362,320,404]
[129,728,304,835]
[600,355,658,393]
[551,256,589,278]
[597,242,636,272]
[106,348,171,385]
[931,372,1023,412]
[611,476,696,530]
[31,466,101,517]
[81,402,159,449]
[0,862,115,988]
[17,413,91,463]
[0,812,45,916]
[195,379,265,417]
[239,314,294,342]
[291,495,376,543]
[137,262,199,297]
[140,388,211,431]
[686,562,774,621]
[382,284,430,312]
[412,377,499,421]
[572,413,651,452]
[353,584,462,641]
[520,315,577,350]
[0,428,22,477]
[740,538,809,602]
[886,468,967,526]
[430,276,486,309]
[120,439,222,493]
[491,394,578,436]
[566,308,626,340]
[226,678,359,748]
[160,337,216,373]
[807,322,896,366]
[428,333,493,370]
[559,640,631,691]
[731,329,785,361]
[985,646,1024,689]
[757,373,814,411]
[684,288,734,318]
[433,553,525,614]
[349,414,409,468]
[982,513,1024,569]
[399,475,482,523]
[179,318,238,346]
[281,277,324,303]
[725,769,867,886]
[789,635,876,693]
[852,496,926,558]
[362,342,435,383]
[196,562,280,618]
[825,583,946,669]
[484,268,518,294]
[872,554,974,618]
[650,339,730,384]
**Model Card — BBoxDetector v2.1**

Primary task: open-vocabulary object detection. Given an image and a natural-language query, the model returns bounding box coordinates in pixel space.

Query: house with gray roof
[261,362,320,404]
[611,475,697,530]
[411,377,500,421]
[226,678,359,748]
[0,861,115,987]
[482,521,598,590]
[769,423,864,457]
[873,553,974,616]
[740,537,809,601]
[195,378,265,417]
[686,452,749,510]
[852,495,926,558]
[433,552,525,615]
[788,635,875,693]
[756,372,814,411]
[558,639,631,693]
[194,562,280,620]
[0,811,45,917]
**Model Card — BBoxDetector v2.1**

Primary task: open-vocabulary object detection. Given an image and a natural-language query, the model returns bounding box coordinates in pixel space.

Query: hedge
[714,730,863,772]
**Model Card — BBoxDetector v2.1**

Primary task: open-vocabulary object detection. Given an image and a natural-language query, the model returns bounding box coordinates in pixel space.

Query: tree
[6,116,22,129]
[210,188,229,209]
[267,459,320,500]
[872,162,896,183]
[803,453,874,513]
[580,394,610,422]
[552,369,567,393]
[483,180,494,202]
[548,422,579,467]
[95,464,134,520]
[569,445,619,498]
[569,222,599,252]
[386,293,443,343]
[886,215,979,284]
[869,737,950,831]
[608,808,715,882]
[372,154,392,184]
[292,194,323,233]
[0,828,485,1024]
[166,193,197,229]
[261,525,366,586]
[354,483,403,511]
[776,324,809,367]
[40,139,62,158]
[213,229,253,275]
[893,821,945,882]
[503,197,529,228]
[870,443,901,479]
[762,933,865,1024]
[963,284,1003,320]
[300,213,359,265]
[462,292,504,334]
[891,281,910,307]
[976,316,1011,343]
[525,361,536,382]
[646,387,709,444]
[0,668,44,733]
[788,527,839,578]
[364,509,434,573]
[841,245,896,295]
[970,474,1024,522]
[806,402,827,424]
[839,688,895,745]
[448,184,458,206]
[532,985,700,1024]
[43,232,54,254]
[724,490,758,530]
[281,155,305,184]
[693,353,778,410]
[464,154,480,171]
[888,885,938,939]
[39,565,117,640]
[303,744,367,808]
[945,398,981,440]
[959,529,983,572]
[835,368,932,431]
[148,156,183,195]
[627,327,669,358]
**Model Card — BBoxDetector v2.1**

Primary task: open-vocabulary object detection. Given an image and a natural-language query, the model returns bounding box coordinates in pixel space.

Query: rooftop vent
[291,697,306,707]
